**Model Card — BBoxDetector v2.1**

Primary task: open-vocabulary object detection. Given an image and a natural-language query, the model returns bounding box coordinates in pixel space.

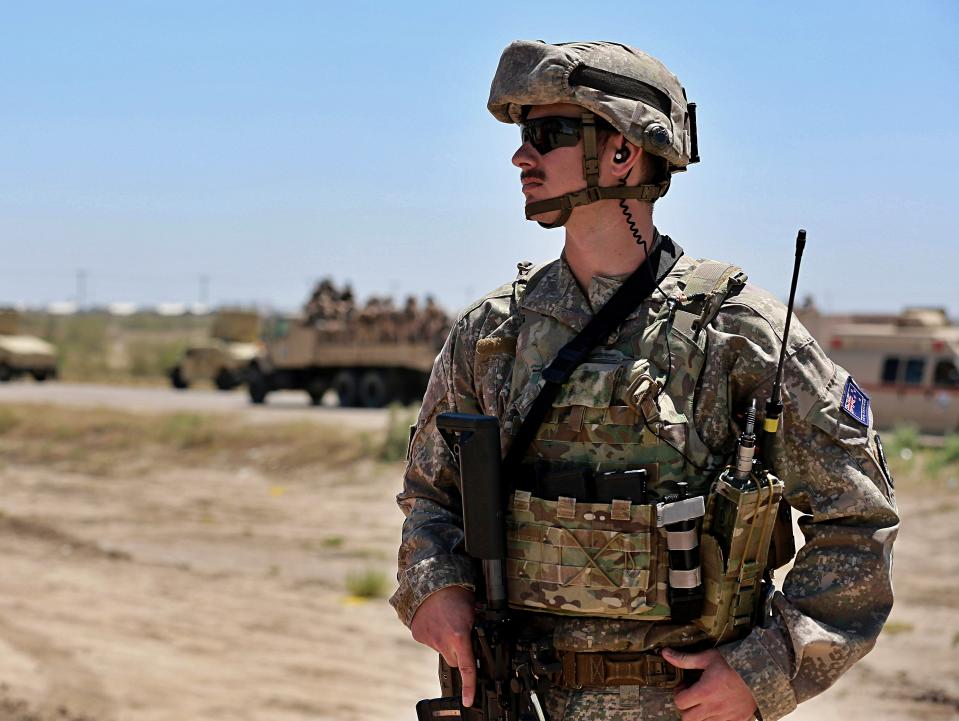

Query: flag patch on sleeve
[841,376,871,426]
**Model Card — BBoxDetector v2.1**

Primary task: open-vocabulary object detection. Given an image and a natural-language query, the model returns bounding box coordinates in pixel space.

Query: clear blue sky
[2,1,957,315]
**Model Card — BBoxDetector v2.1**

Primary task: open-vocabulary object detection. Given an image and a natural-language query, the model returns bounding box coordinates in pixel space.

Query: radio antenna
[762,229,806,461]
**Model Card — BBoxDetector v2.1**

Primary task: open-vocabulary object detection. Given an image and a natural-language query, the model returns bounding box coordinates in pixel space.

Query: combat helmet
[488,40,700,228]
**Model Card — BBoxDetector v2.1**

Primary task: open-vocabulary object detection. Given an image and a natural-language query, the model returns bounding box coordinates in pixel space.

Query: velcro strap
[559,651,685,689]
[682,259,746,298]
[581,111,600,184]
[666,528,698,551]
[669,567,702,589]
[511,490,532,511]
[656,496,706,527]
[556,496,577,520]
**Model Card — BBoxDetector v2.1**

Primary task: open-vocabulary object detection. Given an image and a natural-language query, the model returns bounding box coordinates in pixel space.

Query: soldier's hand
[662,647,758,721]
[410,586,478,707]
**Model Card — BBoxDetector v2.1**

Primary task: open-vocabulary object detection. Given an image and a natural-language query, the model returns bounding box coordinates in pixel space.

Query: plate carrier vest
[501,257,764,637]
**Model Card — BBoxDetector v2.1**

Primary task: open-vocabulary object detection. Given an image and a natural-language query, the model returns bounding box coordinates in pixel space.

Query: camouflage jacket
[391,238,899,721]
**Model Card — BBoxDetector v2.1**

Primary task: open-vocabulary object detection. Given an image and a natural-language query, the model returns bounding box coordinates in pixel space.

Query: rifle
[416,412,558,721]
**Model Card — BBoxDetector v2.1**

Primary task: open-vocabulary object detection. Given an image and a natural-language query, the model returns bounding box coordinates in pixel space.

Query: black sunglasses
[519,116,613,155]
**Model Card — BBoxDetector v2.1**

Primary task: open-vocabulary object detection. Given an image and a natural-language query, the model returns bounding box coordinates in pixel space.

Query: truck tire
[358,370,390,408]
[307,377,329,406]
[170,366,189,389]
[214,368,238,391]
[0,363,12,383]
[247,365,270,404]
[332,370,358,407]
[31,369,50,382]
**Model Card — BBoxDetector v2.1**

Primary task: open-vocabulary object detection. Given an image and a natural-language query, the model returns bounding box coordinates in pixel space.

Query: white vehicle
[798,305,959,434]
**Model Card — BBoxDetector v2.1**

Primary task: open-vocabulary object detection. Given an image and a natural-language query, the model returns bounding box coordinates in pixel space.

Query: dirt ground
[0,403,956,720]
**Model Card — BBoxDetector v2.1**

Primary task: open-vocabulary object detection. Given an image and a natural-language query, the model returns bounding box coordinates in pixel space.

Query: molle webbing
[501,237,683,477]
[502,248,754,625]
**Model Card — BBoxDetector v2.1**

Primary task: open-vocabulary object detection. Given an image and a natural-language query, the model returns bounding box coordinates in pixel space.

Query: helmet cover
[488,40,697,171]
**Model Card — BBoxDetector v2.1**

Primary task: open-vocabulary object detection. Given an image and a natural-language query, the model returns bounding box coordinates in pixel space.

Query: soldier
[402,296,420,343]
[357,296,380,344]
[393,41,898,721]
[423,295,451,348]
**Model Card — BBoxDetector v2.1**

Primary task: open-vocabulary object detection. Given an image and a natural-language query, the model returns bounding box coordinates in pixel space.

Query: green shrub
[885,423,920,460]
[345,568,390,599]
[927,433,959,476]
[155,413,216,449]
[127,339,188,378]
[52,314,110,380]
[882,620,914,636]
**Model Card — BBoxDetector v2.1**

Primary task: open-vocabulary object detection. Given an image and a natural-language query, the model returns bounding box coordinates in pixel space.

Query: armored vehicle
[0,309,58,382]
[169,310,260,391]
[798,305,959,434]
[246,314,440,407]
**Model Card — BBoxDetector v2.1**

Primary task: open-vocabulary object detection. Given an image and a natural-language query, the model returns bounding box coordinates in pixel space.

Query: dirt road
[0,400,955,720]
[0,382,390,429]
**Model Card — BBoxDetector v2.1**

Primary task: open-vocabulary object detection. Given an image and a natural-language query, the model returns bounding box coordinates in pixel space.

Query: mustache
[521,169,546,182]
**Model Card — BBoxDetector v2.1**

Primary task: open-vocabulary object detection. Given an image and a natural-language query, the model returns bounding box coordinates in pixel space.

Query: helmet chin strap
[524,110,671,229]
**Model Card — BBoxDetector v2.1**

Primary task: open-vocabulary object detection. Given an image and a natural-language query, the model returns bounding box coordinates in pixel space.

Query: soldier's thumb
[661,647,709,669]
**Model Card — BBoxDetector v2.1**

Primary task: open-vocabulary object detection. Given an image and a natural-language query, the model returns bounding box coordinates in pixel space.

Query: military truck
[246,314,440,407]
[0,309,58,382]
[169,310,260,391]
[246,279,450,407]
[797,304,959,434]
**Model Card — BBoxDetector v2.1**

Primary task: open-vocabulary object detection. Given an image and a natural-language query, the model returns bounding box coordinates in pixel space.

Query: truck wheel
[399,372,428,405]
[170,367,189,389]
[307,378,329,406]
[247,365,269,404]
[358,370,390,408]
[332,371,358,407]
[214,368,238,391]
[31,369,50,382]
[0,363,12,383]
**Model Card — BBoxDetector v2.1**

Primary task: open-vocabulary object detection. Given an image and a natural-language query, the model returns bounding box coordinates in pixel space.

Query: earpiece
[613,145,631,163]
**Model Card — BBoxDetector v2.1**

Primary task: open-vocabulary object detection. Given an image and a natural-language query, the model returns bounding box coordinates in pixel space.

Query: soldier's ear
[605,135,640,180]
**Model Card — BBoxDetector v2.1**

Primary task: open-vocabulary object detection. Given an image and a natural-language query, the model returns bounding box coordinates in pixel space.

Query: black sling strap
[502,235,684,476]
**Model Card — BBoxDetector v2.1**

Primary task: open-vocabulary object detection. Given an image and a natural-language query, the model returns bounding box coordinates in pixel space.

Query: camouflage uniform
[391,235,899,720]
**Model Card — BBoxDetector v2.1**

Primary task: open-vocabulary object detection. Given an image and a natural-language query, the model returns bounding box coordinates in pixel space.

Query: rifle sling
[502,235,683,478]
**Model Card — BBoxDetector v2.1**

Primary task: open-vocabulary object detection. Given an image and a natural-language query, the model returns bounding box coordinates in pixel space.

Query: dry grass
[0,403,371,477]
[882,620,915,636]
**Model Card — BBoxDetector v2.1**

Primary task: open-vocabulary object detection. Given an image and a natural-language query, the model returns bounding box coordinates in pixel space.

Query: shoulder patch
[840,376,871,426]
[476,337,517,357]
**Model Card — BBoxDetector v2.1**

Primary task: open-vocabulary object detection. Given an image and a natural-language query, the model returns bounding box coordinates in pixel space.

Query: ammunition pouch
[506,461,789,639]
[505,487,706,620]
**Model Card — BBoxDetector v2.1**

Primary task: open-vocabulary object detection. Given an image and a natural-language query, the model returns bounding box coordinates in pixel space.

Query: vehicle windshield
[934,359,959,388]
